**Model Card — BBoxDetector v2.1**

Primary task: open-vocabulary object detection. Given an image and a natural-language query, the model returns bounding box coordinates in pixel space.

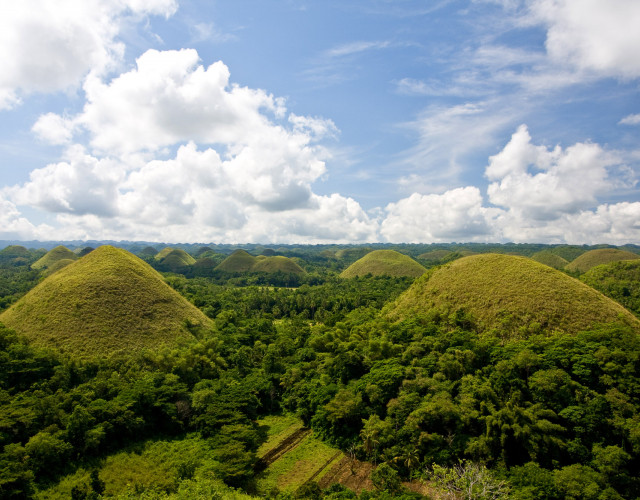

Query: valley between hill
[0,242,639,499]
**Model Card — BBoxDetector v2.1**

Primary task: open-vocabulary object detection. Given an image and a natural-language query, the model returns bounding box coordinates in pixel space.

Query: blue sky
[1,0,639,244]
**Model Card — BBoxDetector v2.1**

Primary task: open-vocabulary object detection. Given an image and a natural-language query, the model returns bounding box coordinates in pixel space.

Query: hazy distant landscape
[1,241,640,498]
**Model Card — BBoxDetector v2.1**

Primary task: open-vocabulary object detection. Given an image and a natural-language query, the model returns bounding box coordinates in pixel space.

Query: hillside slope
[0,246,212,357]
[340,250,426,278]
[386,253,640,336]
[31,245,78,270]
[566,248,640,273]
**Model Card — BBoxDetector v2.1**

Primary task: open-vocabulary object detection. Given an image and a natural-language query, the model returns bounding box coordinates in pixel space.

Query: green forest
[0,242,639,499]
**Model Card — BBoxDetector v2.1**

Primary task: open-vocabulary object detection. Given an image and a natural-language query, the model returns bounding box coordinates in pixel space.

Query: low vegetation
[581,259,640,317]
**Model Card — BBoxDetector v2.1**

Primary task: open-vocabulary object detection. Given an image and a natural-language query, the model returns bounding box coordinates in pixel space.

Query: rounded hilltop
[0,245,213,358]
[215,250,305,275]
[340,250,426,278]
[386,253,640,337]
[565,248,640,273]
[31,245,78,270]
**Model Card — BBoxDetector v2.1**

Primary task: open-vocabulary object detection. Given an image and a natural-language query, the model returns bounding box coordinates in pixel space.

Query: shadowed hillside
[566,248,640,273]
[581,260,640,317]
[0,246,212,357]
[531,250,569,269]
[386,253,640,336]
[31,245,78,270]
[340,250,426,278]
[157,248,197,272]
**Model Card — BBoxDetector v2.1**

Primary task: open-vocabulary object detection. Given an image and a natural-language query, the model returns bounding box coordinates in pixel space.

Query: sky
[1,0,640,245]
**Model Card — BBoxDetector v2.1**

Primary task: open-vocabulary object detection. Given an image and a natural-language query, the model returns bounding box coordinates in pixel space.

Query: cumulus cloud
[0,195,54,240]
[486,124,624,220]
[380,187,500,243]
[0,0,177,109]
[32,113,76,145]
[529,0,640,79]
[9,145,124,216]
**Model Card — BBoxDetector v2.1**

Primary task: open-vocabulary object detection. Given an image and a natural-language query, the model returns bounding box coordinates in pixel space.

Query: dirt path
[255,427,311,471]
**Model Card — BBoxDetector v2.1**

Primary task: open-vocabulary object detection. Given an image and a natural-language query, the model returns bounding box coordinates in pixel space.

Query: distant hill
[531,250,569,269]
[251,256,305,275]
[215,250,305,275]
[581,260,640,317]
[75,246,95,257]
[139,246,158,257]
[157,248,197,272]
[0,246,212,357]
[565,248,640,273]
[340,250,426,278]
[0,245,31,266]
[31,245,78,270]
[386,253,640,336]
[216,250,257,273]
[417,250,451,262]
[154,247,176,260]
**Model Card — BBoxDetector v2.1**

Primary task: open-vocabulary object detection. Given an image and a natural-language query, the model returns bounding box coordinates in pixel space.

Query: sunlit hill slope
[0,246,213,357]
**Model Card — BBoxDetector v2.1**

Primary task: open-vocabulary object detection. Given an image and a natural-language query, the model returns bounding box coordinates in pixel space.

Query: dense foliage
[0,243,639,499]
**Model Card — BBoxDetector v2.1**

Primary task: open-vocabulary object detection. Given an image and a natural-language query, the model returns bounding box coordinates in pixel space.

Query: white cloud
[619,113,640,126]
[0,195,54,240]
[486,124,624,220]
[9,145,124,216]
[0,0,177,110]
[380,187,500,243]
[31,113,76,145]
[529,0,640,79]
[69,49,293,155]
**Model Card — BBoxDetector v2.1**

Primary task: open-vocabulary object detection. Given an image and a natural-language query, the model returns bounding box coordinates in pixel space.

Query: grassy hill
[565,248,640,273]
[251,256,306,275]
[215,250,257,273]
[154,246,175,260]
[157,248,197,271]
[0,245,212,357]
[417,249,451,262]
[43,258,76,277]
[31,245,78,270]
[581,260,640,317]
[531,250,569,269]
[340,250,426,278]
[386,253,640,336]
[0,245,31,266]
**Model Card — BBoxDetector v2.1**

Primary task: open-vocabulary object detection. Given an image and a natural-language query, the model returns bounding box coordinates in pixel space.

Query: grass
[31,246,78,270]
[386,253,640,337]
[531,250,569,269]
[251,256,305,275]
[581,260,640,317]
[256,414,304,458]
[215,250,257,272]
[565,248,640,273]
[255,415,343,494]
[0,245,212,358]
[340,250,426,278]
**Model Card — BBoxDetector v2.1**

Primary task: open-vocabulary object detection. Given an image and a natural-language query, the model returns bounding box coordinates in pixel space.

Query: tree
[429,460,510,500]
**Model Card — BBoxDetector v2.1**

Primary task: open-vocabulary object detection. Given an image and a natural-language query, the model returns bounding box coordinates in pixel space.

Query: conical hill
[251,256,305,275]
[565,248,640,273]
[0,246,213,358]
[340,250,426,278]
[32,245,78,270]
[531,250,569,269]
[215,249,257,273]
[386,253,640,336]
